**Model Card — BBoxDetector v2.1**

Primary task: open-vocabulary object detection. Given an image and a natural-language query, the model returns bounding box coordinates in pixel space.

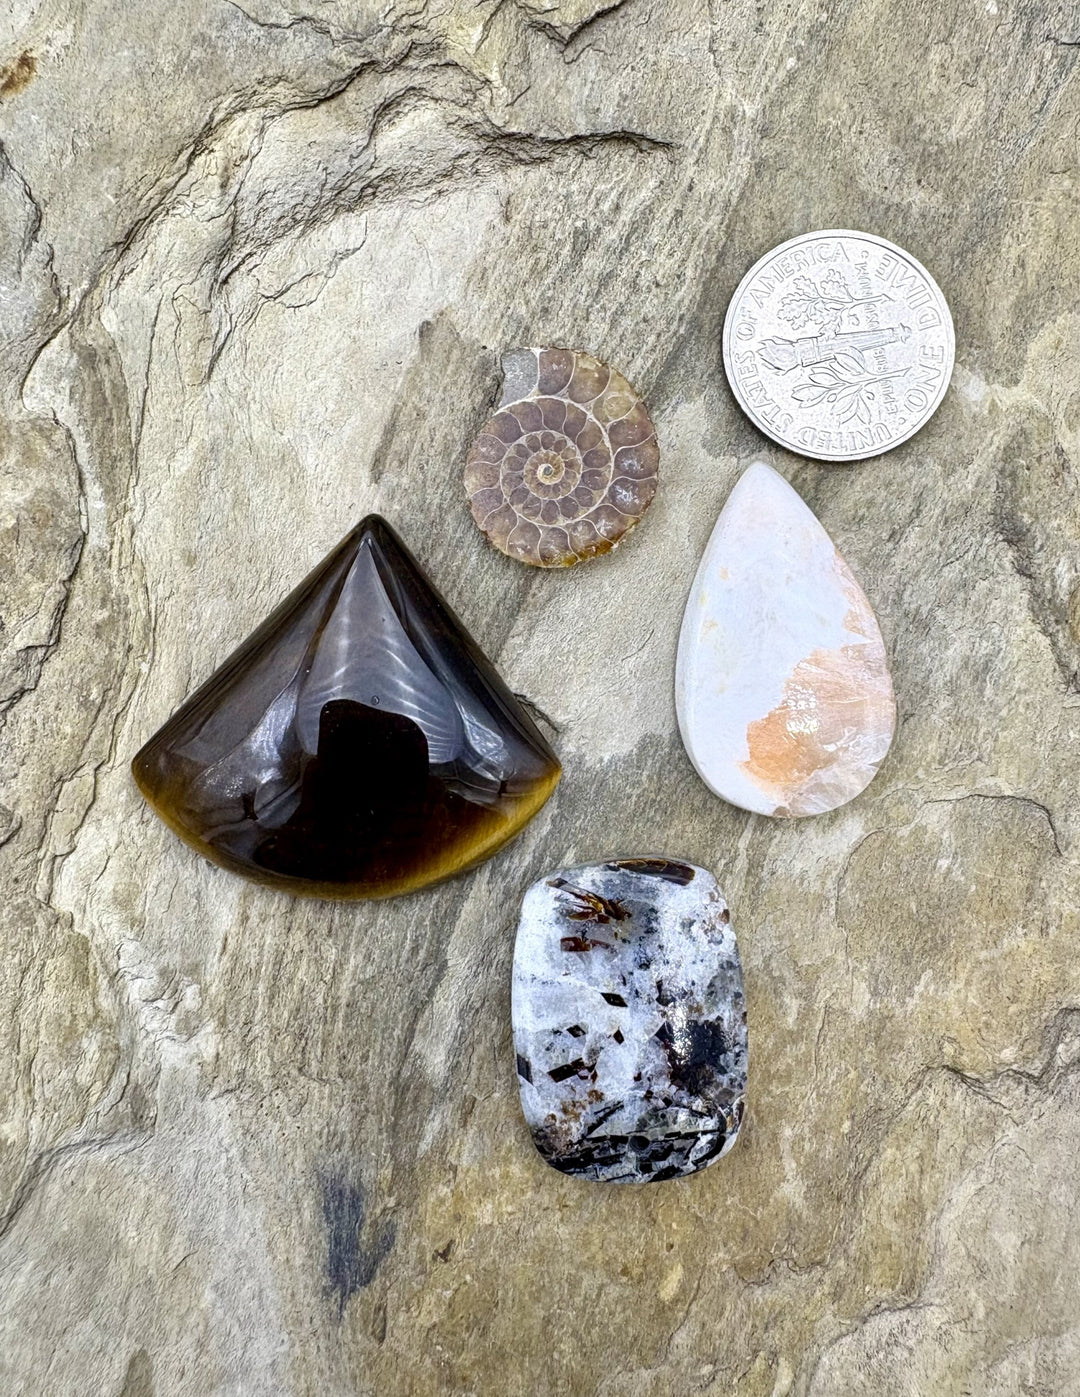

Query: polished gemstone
[465,347,659,568]
[676,461,896,817]
[512,859,747,1183]
[132,517,561,899]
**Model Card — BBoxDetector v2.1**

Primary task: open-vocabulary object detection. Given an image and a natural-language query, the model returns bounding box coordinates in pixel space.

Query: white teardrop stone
[676,461,896,817]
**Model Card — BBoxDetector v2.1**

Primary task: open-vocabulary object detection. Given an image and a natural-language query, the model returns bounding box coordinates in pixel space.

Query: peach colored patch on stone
[740,641,895,817]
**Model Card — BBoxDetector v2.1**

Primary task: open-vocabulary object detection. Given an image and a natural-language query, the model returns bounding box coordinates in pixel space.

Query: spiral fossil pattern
[465,348,659,568]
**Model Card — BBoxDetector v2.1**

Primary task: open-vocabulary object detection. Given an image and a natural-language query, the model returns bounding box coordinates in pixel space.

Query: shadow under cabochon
[132,516,561,899]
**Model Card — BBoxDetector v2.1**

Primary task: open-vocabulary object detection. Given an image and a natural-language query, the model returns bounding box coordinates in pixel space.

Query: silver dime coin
[722,230,954,462]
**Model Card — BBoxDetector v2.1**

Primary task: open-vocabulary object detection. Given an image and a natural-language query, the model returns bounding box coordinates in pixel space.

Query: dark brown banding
[609,858,696,885]
[131,517,561,899]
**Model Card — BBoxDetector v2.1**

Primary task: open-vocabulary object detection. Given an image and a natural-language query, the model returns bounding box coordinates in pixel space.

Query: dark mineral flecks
[511,858,747,1183]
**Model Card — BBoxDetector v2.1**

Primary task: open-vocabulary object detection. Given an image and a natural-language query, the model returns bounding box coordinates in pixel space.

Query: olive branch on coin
[778,270,892,333]
[791,353,910,426]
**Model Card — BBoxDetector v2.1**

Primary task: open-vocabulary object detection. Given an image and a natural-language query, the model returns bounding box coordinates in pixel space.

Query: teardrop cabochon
[675,462,896,818]
[132,517,561,899]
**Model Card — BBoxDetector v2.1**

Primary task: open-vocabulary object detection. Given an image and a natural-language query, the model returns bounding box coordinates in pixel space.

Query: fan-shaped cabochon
[675,462,895,817]
[465,348,659,568]
[132,517,561,898]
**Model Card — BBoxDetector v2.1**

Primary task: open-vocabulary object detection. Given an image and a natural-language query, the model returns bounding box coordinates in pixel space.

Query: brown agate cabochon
[132,517,561,899]
[465,347,659,567]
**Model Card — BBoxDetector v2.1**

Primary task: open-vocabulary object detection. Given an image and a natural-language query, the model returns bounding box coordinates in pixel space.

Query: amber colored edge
[130,512,562,900]
[133,758,561,900]
[475,485,657,572]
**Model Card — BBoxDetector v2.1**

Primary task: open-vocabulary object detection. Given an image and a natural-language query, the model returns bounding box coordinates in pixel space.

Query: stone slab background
[1,1,1079,1393]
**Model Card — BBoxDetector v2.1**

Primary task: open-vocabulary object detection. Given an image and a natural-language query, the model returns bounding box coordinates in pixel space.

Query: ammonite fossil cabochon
[465,348,659,568]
